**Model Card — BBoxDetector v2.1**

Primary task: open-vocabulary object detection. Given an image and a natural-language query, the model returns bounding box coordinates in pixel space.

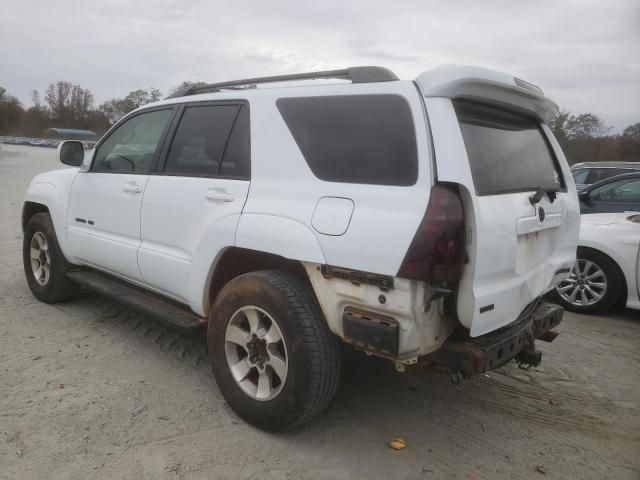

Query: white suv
[22,65,580,431]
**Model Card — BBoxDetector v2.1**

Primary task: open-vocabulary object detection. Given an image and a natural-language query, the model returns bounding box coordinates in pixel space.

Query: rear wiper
[529,187,557,205]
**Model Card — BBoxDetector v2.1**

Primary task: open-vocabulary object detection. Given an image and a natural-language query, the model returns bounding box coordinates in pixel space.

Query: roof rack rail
[165,66,398,99]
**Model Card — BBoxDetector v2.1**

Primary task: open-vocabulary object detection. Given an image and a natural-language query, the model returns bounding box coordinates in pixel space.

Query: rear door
[138,101,251,301]
[426,98,580,337]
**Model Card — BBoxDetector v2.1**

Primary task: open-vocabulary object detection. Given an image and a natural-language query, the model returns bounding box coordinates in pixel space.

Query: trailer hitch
[449,369,471,385]
[515,341,542,369]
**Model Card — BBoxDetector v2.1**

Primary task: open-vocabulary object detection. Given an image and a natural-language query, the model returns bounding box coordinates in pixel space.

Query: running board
[67,269,206,332]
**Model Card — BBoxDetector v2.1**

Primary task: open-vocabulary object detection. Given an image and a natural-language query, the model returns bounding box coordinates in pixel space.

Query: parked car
[21,65,579,431]
[578,172,640,214]
[551,212,640,313]
[571,161,640,191]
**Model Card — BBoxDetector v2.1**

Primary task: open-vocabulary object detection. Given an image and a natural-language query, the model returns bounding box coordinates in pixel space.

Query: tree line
[0,81,200,138]
[1,80,639,163]
[549,112,639,163]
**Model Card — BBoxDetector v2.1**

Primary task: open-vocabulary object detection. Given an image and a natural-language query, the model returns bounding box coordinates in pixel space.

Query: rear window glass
[277,95,418,186]
[454,100,563,196]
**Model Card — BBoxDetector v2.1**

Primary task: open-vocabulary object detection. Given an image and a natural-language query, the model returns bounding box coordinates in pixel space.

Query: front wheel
[23,212,80,303]
[552,248,623,314]
[208,270,341,431]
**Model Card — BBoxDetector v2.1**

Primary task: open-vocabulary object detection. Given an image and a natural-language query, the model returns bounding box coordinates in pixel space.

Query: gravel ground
[1,144,639,480]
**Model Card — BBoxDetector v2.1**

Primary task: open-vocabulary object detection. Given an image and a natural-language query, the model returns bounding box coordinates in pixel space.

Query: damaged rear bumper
[421,301,563,375]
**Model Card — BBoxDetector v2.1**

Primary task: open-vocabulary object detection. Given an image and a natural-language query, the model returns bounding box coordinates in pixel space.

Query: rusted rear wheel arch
[206,247,312,316]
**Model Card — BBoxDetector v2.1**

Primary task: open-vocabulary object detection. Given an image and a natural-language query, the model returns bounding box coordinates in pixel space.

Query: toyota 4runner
[22,65,580,431]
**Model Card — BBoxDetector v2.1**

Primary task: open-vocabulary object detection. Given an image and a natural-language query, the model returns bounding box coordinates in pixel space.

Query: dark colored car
[579,172,640,214]
[571,161,640,190]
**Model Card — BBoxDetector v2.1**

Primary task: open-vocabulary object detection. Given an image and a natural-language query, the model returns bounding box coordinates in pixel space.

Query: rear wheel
[552,248,623,314]
[23,212,80,303]
[208,270,341,431]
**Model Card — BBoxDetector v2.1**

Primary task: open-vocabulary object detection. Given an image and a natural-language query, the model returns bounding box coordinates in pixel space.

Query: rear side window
[588,168,632,184]
[219,106,250,178]
[164,104,250,178]
[454,100,563,196]
[277,95,418,186]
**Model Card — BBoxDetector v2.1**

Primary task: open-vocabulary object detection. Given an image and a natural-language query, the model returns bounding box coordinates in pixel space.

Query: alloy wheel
[30,232,51,286]
[224,306,288,401]
[556,259,608,307]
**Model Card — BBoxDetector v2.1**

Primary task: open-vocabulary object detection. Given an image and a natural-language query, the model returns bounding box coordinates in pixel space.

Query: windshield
[454,100,564,196]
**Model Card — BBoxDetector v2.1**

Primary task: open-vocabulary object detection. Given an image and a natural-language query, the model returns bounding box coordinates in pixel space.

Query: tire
[208,270,341,431]
[550,248,623,314]
[23,212,80,303]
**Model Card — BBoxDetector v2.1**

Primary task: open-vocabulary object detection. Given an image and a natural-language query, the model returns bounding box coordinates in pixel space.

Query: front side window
[92,109,172,173]
[164,104,249,177]
[454,100,563,196]
[590,177,640,202]
[277,95,418,186]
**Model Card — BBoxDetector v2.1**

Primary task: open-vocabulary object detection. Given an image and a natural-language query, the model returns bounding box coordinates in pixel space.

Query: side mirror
[578,190,590,202]
[57,140,84,167]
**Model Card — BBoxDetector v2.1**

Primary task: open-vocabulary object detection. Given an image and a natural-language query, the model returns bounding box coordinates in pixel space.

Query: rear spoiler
[415,65,559,122]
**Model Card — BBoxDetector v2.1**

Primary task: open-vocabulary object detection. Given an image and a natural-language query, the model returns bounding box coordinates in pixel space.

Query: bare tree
[31,90,43,111]
[45,81,72,122]
[44,81,95,126]
[70,84,94,121]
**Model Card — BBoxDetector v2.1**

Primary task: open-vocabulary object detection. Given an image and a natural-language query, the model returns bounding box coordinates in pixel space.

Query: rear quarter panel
[240,81,431,276]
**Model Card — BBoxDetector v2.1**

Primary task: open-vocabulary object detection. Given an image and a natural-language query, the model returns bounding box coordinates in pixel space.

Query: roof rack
[165,66,398,99]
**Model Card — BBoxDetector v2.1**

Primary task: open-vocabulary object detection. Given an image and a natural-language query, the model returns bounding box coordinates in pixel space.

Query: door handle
[205,190,234,202]
[123,183,143,194]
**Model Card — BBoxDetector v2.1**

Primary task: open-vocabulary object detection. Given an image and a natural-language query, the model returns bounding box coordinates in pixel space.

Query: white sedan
[552,212,640,313]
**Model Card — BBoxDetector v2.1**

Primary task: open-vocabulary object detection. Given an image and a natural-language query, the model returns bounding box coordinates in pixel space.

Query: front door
[67,107,174,280]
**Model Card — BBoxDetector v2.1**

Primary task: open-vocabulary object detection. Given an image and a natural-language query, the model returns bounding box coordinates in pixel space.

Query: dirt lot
[1,144,639,479]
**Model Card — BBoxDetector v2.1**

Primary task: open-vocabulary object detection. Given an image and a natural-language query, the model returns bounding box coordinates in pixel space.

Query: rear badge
[538,206,546,222]
[479,304,495,314]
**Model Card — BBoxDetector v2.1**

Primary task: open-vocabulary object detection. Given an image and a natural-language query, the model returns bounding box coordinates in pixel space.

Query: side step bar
[67,269,207,332]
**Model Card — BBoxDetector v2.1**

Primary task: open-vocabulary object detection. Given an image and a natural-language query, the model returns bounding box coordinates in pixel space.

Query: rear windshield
[277,95,418,186]
[454,100,563,196]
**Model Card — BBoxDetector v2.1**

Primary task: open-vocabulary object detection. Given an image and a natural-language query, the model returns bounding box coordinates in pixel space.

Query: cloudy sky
[1,0,638,131]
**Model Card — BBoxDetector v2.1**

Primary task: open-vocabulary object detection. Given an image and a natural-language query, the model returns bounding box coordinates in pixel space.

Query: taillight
[397,185,465,282]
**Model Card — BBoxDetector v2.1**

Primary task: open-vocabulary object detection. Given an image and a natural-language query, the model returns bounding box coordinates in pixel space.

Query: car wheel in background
[551,248,623,314]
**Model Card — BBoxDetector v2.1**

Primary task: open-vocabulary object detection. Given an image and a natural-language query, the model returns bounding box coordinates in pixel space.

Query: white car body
[23,65,579,364]
[579,212,640,310]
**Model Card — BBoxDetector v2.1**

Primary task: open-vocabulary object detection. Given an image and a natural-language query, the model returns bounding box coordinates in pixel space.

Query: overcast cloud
[1,0,638,131]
